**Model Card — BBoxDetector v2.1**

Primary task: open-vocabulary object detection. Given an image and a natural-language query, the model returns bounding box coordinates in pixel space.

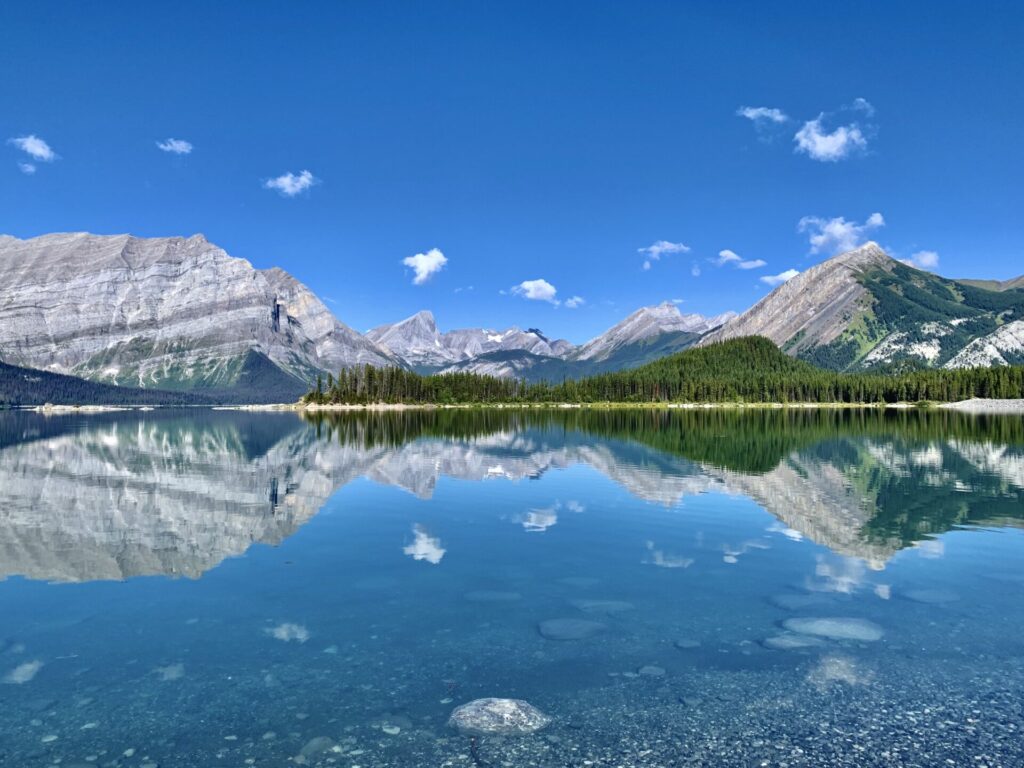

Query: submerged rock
[299,736,336,758]
[761,633,826,651]
[570,599,635,615]
[673,638,701,650]
[154,663,184,681]
[448,698,551,736]
[781,617,884,642]
[638,665,666,677]
[539,618,607,641]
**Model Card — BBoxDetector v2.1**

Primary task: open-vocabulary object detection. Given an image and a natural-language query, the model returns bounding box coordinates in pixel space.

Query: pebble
[40,734,58,743]
[382,724,401,735]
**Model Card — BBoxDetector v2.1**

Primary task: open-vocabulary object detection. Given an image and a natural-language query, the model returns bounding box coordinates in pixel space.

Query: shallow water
[0,408,1022,767]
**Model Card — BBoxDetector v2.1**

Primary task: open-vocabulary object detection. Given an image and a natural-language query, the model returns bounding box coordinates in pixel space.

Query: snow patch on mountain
[944,320,1024,368]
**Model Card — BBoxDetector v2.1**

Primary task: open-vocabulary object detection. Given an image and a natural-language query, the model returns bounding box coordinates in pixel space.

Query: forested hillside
[0,350,307,406]
[305,336,1024,405]
[0,361,214,407]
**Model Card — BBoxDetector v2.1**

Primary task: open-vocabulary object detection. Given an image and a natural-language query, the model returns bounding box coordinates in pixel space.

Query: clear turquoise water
[0,409,1022,767]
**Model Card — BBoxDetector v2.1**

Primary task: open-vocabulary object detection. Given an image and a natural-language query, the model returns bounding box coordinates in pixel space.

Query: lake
[0,408,1022,767]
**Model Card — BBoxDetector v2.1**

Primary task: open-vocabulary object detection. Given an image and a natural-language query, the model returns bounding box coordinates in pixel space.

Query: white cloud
[156,138,193,155]
[715,249,766,270]
[403,524,445,564]
[520,506,558,532]
[691,262,701,277]
[8,134,56,162]
[639,240,689,270]
[851,97,875,117]
[512,278,558,304]
[565,295,585,309]
[736,106,789,124]
[794,115,868,161]
[737,106,790,142]
[263,169,318,197]
[798,212,885,254]
[901,250,939,270]
[761,268,800,286]
[17,162,35,175]
[402,248,447,285]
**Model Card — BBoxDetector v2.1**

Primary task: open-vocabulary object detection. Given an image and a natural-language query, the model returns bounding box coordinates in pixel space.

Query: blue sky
[1,1,1021,343]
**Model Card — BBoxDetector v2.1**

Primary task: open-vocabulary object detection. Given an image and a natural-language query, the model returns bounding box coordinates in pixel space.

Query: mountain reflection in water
[0,408,1021,582]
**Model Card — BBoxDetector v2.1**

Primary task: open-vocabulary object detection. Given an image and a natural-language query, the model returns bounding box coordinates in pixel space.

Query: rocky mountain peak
[571,303,732,363]
[832,241,891,269]
[410,309,437,325]
[700,242,897,353]
[0,232,395,390]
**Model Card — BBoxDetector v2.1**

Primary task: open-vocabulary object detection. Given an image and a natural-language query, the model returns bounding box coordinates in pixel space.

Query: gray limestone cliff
[0,232,396,389]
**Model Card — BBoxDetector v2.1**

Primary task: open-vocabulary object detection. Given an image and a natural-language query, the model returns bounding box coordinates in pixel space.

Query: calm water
[1,408,1022,767]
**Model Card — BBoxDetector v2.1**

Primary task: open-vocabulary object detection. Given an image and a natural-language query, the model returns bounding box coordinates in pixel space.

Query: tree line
[304,336,1024,405]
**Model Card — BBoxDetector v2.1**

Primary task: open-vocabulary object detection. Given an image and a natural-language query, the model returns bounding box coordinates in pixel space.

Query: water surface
[1,408,1022,767]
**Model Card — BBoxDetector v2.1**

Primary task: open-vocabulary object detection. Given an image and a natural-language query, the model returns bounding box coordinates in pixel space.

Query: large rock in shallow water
[781,617,884,642]
[538,618,607,640]
[448,698,551,736]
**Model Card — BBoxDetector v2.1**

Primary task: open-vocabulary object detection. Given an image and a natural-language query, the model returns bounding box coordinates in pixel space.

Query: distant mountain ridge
[366,310,573,372]
[571,302,737,363]
[365,302,735,381]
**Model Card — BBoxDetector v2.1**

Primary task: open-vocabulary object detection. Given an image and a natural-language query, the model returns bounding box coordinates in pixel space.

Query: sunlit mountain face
[1,408,1020,582]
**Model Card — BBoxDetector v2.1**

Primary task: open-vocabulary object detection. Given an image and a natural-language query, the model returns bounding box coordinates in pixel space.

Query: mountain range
[366,302,737,380]
[0,232,1022,402]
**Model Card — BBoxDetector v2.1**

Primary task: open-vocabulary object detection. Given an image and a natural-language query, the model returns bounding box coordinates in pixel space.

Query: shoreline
[11,398,1024,414]
[220,398,1024,414]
